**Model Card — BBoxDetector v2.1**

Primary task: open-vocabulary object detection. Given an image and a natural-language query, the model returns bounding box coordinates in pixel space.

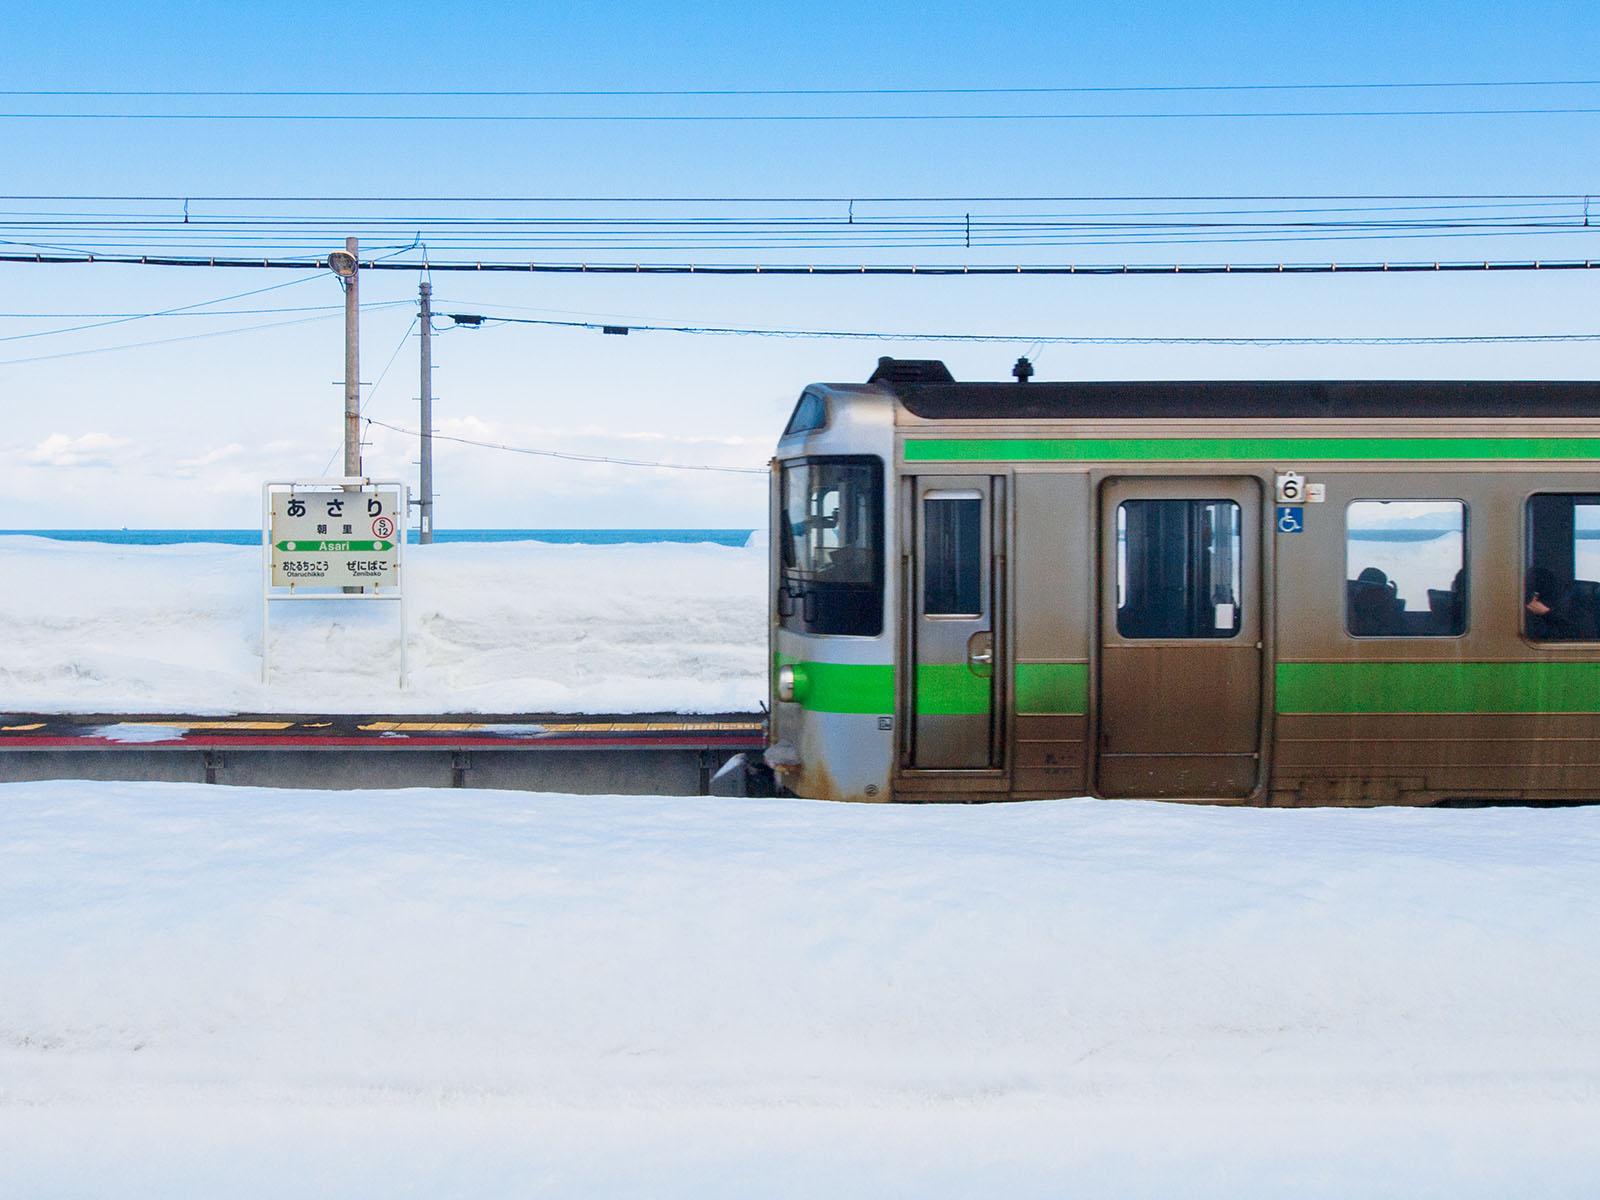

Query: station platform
[0,712,767,795]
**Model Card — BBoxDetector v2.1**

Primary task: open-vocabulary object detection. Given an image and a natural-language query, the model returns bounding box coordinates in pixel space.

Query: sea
[1,529,755,547]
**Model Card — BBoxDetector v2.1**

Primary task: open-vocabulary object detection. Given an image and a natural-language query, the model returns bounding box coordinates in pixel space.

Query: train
[712,357,1600,805]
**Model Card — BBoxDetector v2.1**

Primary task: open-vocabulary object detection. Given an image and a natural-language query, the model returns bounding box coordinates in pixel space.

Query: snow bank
[0,536,766,713]
[2,781,1597,1196]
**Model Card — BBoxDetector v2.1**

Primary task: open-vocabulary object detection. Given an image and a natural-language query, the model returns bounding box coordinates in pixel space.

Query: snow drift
[0,535,767,714]
[2,781,1597,1196]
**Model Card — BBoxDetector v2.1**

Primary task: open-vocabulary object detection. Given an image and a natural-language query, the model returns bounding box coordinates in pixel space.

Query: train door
[1097,477,1263,798]
[905,476,1005,774]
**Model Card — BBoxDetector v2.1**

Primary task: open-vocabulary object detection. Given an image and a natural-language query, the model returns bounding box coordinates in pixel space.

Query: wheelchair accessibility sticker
[1276,506,1305,534]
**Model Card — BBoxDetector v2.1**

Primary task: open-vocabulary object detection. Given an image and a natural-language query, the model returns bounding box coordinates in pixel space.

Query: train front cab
[764,384,898,801]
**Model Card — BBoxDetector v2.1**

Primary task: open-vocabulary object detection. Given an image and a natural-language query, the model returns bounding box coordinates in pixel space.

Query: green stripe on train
[1015,662,1088,714]
[1277,661,1600,714]
[915,664,991,715]
[774,654,895,714]
[774,657,1086,716]
[905,436,1600,463]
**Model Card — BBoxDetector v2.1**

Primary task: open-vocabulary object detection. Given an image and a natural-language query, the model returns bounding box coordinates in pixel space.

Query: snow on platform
[2,780,1598,1197]
[0,535,766,714]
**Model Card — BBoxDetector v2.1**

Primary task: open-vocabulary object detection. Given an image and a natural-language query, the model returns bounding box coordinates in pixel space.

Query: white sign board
[270,488,401,588]
[261,479,409,687]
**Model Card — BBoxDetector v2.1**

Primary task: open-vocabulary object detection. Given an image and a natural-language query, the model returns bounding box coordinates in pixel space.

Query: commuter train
[715,357,1600,805]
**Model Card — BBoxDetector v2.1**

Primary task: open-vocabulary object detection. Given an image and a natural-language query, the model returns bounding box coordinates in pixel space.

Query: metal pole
[343,236,361,478]
[419,279,434,542]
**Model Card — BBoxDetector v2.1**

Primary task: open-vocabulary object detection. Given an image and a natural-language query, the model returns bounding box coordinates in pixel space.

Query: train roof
[856,358,1600,420]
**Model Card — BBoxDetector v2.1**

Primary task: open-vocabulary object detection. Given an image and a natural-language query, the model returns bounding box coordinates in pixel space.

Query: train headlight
[776,663,809,703]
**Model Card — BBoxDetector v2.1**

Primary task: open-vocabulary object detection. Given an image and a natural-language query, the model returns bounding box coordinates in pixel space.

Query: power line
[0,302,393,318]
[363,417,767,476]
[0,311,346,366]
[3,249,1596,275]
[4,106,1600,122]
[447,312,1600,346]
[0,193,1585,202]
[6,79,1600,98]
[0,271,327,345]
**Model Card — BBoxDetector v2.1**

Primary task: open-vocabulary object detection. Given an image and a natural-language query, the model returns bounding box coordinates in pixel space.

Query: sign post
[261,478,409,686]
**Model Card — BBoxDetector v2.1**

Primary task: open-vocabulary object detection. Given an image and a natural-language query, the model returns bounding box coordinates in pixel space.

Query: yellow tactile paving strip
[110,720,296,731]
[359,722,478,732]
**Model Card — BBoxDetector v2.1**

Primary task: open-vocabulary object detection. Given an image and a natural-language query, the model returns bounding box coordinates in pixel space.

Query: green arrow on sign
[275,540,393,552]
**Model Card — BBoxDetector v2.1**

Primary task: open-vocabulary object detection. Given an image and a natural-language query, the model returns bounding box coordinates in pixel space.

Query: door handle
[966,631,994,676]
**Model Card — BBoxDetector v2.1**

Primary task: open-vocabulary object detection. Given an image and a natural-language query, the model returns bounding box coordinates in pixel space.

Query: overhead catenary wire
[0,192,1587,202]
[7,196,1599,258]
[5,106,1600,122]
[362,417,767,476]
[3,249,1594,275]
[8,79,1600,97]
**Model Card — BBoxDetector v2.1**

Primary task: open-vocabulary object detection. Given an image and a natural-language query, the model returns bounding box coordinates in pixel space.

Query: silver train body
[722,358,1600,806]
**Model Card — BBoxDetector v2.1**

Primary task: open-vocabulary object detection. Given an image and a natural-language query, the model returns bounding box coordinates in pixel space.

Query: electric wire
[0,302,394,318]
[0,310,347,366]
[3,249,1595,275]
[4,106,1600,122]
[5,195,1599,260]
[449,311,1600,346]
[7,79,1600,97]
[0,271,328,345]
[1,193,1589,203]
[362,417,768,476]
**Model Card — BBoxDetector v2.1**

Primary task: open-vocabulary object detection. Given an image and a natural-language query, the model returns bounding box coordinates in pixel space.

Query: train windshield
[779,457,883,636]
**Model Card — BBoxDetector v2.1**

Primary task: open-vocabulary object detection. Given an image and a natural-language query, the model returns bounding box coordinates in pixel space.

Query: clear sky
[2,0,1597,528]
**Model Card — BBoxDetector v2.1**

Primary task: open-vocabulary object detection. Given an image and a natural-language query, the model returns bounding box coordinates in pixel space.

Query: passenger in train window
[1346,499,1466,637]
[1426,569,1466,632]
[1349,567,1403,636]
[1526,567,1583,641]
[1524,494,1600,642]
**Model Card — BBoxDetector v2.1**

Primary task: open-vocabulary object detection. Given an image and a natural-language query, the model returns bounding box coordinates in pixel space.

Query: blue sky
[2,1,1598,527]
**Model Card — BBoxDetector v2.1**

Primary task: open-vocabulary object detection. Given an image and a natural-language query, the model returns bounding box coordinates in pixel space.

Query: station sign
[269,487,402,588]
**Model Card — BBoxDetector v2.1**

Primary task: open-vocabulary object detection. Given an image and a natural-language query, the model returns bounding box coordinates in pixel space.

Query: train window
[1116,499,1242,638]
[1524,494,1600,641]
[923,493,983,615]
[778,457,883,636]
[1345,500,1466,637]
[782,390,828,437]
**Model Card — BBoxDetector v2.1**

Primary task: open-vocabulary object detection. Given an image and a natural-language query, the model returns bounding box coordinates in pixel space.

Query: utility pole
[418,278,435,542]
[342,236,361,478]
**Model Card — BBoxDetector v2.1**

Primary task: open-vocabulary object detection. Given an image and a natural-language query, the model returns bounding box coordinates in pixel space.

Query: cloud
[173,443,245,477]
[26,432,134,469]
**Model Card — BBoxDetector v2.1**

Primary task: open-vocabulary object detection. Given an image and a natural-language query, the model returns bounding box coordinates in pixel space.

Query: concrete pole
[419,279,435,543]
[343,236,361,479]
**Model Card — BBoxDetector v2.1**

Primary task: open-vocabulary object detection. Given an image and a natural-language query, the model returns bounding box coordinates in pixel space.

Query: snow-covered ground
[3,779,1597,1197]
[0,536,766,713]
